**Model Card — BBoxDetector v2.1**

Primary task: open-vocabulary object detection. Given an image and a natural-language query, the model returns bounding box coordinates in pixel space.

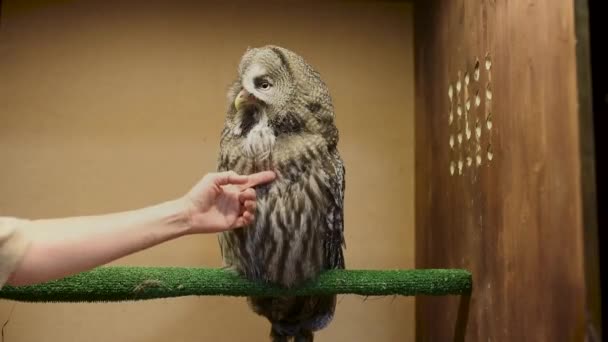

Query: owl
[217,45,346,342]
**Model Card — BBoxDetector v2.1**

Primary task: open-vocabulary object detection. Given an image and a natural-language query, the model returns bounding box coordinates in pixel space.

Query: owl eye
[254,77,272,90]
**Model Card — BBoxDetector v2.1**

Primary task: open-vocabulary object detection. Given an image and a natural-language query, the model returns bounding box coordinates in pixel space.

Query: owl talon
[220,265,240,275]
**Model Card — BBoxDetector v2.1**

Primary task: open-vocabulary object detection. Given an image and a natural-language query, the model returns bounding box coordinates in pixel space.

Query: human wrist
[161,197,194,237]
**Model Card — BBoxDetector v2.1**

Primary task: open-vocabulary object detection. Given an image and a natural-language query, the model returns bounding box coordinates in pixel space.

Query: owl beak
[234,89,258,111]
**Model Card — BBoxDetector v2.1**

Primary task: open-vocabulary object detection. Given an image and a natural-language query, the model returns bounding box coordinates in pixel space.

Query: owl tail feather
[250,295,336,342]
[269,311,334,342]
[271,324,313,342]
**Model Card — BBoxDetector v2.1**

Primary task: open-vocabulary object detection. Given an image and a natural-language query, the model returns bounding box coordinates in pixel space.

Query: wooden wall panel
[574,0,603,338]
[414,0,597,340]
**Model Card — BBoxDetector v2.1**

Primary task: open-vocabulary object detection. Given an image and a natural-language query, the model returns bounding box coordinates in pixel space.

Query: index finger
[240,171,277,189]
[213,171,249,186]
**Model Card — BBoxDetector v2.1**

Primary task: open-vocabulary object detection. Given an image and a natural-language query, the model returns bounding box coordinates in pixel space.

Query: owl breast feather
[240,116,276,161]
[218,119,335,287]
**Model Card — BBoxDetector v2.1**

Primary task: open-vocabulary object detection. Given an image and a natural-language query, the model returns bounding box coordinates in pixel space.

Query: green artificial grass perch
[0,267,472,303]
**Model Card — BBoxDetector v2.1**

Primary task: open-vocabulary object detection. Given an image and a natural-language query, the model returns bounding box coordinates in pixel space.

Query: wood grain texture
[415,0,593,340]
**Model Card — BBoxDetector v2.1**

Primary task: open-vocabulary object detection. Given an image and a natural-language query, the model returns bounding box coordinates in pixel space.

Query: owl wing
[323,152,346,270]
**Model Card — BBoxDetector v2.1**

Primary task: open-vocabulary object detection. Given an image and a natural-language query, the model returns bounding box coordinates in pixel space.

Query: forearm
[7,199,191,286]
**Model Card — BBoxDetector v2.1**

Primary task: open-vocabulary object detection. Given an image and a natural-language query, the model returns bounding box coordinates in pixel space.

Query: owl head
[224,45,336,137]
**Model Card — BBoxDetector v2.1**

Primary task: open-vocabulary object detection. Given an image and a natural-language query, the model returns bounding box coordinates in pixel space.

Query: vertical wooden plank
[573,0,602,338]
[415,0,593,340]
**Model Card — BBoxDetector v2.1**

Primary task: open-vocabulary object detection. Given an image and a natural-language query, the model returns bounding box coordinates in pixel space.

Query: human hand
[182,171,276,233]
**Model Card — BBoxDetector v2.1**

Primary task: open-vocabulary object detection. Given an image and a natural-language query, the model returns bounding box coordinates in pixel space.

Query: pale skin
[6,170,276,286]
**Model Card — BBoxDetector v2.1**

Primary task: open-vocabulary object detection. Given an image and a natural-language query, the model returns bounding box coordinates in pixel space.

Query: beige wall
[0,1,414,341]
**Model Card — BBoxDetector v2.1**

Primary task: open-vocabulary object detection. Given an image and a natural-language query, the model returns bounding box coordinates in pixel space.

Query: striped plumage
[217,46,345,342]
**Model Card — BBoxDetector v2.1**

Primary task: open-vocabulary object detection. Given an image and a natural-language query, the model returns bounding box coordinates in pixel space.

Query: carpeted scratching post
[0,267,471,303]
